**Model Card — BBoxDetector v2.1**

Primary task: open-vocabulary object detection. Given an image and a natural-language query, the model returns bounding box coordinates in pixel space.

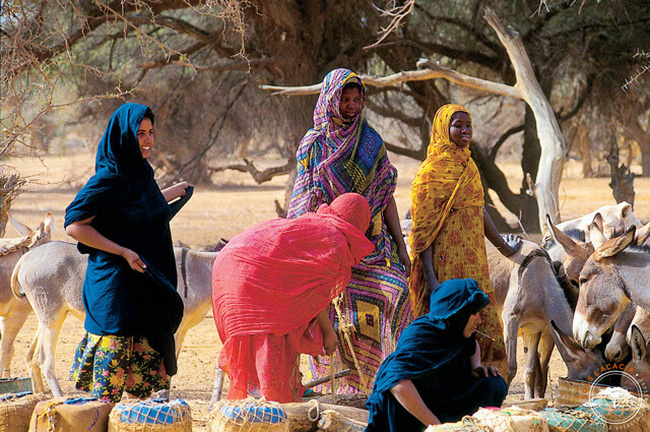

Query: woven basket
[542,407,607,432]
[30,397,114,432]
[209,399,289,432]
[557,377,650,408]
[108,399,192,432]
[0,392,47,432]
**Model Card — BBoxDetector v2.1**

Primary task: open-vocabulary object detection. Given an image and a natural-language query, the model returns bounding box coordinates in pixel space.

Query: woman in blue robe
[365,278,507,431]
[65,103,192,402]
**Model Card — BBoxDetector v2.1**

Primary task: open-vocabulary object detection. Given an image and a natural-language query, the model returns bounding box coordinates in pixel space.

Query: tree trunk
[483,9,565,229]
[519,106,541,233]
[606,134,635,205]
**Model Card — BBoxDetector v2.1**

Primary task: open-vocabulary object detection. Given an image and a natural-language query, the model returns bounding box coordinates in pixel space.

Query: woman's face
[339,86,362,121]
[463,312,482,338]
[137,118,154,159]
[449,111,472,148]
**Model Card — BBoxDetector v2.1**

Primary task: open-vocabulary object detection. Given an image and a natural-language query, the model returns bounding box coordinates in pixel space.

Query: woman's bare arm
[483,208,520,257]
[384,196,411,276]
[316,307,338,355]
[421,244,440,291]
[390,379,441,426]
[161,181,193,202]
[66,216,146,273]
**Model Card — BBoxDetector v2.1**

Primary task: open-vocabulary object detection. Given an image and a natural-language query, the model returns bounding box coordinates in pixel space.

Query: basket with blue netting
[208,398,289,432]
[109,399,192,432]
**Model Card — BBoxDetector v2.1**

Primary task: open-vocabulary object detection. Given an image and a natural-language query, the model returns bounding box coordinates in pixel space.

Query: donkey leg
[0,305,31,378]
[28,329,45,394]
[537,330,555,398]
[522,331,542,400]
[39,316,66,397]
[503,315,519,388]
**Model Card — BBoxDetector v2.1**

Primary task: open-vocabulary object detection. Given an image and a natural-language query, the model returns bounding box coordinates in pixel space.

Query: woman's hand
[323,329,338,356]
[162,181,193,202]
[121,248,147,273]
[398,247,411,277]
[472,365,502,378]
[498,234,522,257]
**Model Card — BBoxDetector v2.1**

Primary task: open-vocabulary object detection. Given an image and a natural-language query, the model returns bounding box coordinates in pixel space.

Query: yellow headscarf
[408,104,485,316]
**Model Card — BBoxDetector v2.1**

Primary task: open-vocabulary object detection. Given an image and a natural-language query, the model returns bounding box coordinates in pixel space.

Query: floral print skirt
[70,332,170,402]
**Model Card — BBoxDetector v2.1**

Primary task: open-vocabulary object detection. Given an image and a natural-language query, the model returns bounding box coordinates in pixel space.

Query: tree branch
[365,99,421,127]
[208,159,293,184]
[383,141,427,161]
[260,61,521,99]
[489,124,525,162]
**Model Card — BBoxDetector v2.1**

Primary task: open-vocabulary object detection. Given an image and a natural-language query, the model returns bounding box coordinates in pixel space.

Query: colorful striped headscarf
[408,104,485,316]
[287,68,398,265]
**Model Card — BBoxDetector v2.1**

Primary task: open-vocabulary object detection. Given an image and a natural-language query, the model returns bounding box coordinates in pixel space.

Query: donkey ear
[589,213,607,248]
[594,226,636,262]
[547,214,578,254]
[43,212,54,237]
[8,212,34,237]
[621,202,632,219]
[551,320,584,362]
[635,222,650,247]
[629,325,647,363]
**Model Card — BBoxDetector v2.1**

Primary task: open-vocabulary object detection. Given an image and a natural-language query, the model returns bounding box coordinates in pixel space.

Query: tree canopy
[2,0,649,231]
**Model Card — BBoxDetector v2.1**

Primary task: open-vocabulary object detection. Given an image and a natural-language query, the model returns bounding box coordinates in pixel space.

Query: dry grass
[3,151,649,430]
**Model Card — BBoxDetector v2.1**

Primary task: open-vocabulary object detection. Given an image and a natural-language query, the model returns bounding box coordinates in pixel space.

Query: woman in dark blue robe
[365,278,507,431]
[65,103,193,402]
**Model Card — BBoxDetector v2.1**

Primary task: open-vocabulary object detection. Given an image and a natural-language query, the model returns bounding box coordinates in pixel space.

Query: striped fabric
[287,68,412,394]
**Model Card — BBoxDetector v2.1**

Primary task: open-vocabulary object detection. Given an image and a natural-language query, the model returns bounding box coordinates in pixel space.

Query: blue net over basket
[115,399,190,425]
[219,402,287,424]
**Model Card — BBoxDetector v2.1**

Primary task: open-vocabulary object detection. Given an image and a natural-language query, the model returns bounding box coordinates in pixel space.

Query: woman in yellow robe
[409,104,520,373]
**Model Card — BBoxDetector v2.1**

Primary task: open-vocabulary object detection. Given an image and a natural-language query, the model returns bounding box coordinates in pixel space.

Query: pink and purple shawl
[287,68,411,393]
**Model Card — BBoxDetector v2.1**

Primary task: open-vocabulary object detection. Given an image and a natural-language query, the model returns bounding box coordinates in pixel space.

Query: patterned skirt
[309,250,411,394]
[70,332,170,403]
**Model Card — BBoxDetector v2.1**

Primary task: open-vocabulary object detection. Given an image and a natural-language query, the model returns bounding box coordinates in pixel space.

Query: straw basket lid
[109,399,191,432]
[209,398,289,432]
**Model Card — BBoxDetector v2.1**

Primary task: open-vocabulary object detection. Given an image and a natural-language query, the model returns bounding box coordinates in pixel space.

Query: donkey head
[546,214,594,293]
[573,226,636,349]
[551,320,605,381]
[622,324,650,391]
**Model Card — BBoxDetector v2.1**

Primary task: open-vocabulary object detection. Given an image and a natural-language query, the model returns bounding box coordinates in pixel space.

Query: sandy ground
[4,151,650,430]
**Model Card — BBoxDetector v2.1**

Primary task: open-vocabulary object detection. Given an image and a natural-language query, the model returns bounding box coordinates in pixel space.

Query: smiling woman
[136,117,155,159]
[408,103,522,377]
[63,103,193,403]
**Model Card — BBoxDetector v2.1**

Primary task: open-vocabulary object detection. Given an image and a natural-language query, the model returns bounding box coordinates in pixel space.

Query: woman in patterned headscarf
[287,68,412,394]
[408,104,520,374]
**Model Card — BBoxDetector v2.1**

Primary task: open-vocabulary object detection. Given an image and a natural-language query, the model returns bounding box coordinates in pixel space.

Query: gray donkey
[488,238,604,399]
[0,212,53,377]
[11,240,221,396]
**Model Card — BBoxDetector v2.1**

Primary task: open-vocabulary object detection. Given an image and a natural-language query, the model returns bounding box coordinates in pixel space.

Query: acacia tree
[2,0,649,231]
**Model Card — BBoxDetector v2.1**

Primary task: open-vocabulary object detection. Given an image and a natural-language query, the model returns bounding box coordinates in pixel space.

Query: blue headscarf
[65,103,186,375]
[367,279,489,396]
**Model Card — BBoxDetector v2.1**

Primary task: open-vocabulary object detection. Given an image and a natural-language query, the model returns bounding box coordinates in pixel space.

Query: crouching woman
[365,278,507,431]
[212,193,375,403]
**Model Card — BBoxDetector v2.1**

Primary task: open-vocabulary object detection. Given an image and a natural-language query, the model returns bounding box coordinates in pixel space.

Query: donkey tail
[10,258,26,298]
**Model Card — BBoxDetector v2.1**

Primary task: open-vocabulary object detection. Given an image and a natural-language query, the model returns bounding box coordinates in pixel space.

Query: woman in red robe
[212,193,375,402]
